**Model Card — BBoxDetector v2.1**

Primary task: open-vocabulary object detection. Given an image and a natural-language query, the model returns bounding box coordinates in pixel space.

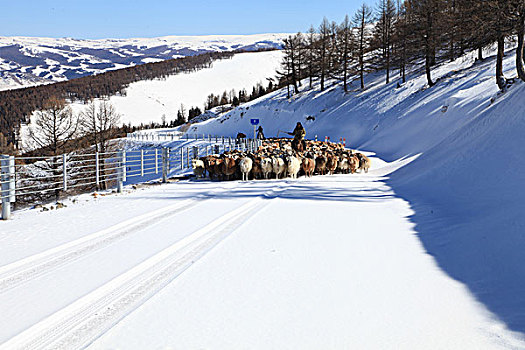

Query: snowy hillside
[66,50,283,126]
[0,33,287,91]
[175,44,525,334]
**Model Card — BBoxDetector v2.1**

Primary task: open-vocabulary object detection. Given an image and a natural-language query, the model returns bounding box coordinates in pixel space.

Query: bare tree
[514,1,525,81]
[306,26,317,89]
[337,15,354,92]
[27,97,79,156]
[318,17,332,91]
[353,4,373,89]
[27,97,79,199]
[373,0,397,83]
[81,100,121,153]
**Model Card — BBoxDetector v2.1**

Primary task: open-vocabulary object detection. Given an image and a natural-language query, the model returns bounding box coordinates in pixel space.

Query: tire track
[0,181,246,294]
[0,198,268,350]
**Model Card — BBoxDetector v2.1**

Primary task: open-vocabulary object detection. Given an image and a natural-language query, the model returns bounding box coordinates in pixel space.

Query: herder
[288,122,306,152]
[257,126,265,140]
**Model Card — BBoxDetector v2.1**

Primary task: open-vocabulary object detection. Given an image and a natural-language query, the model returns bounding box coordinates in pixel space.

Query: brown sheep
[315,155,327,175]
[356,153,371,173]
[251,156,263,180]
[302,157,315,177]
[326,155,339,175]
[221,156,237,180]
[213,157,224,180]
[349,154,360,174]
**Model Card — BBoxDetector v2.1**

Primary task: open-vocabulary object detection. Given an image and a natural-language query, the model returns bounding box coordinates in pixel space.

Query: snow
[1,40,525,348]
[0,33,287,91]
[1,160,523,349]
[69,50,283,126]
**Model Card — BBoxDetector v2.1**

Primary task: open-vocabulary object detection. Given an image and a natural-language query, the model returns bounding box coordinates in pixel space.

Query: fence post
[162,148,168,183]
[62,154,68,192]
[155,148,159,174]
[140,149,144,177]
[1,155,15,220]
[167,148,170,173]
[117,151,124,193]
[186,147,190,168]
[95,152,100,189]
[122,150,127,182]
[180,147,184,170]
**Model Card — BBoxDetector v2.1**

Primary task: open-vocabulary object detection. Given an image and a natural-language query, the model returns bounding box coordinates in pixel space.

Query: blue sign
[250,119,260,125]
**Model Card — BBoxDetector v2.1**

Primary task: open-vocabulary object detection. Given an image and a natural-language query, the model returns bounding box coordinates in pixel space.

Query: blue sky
[2,0,371,39]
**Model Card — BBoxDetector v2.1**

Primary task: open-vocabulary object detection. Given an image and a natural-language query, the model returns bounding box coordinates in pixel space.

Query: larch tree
[337,15,354,92]
[318,17,332,91]
[27,97,79,156]
[353,3,373,89]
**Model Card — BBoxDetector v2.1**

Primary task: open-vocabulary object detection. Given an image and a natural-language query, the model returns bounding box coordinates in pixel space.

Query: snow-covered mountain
[0,34,287,91]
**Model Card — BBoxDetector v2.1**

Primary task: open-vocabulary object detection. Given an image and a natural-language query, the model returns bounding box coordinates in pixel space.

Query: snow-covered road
[0,158,523,349]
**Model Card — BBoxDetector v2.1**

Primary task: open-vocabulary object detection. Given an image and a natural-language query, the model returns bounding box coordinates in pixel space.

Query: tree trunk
[517,13,525,82]
[386,42,390,84]
[360,15,365,89]
[425,51,434,87]
[496,35,506,90]
[478,47,483,61]
[343,50,348,93]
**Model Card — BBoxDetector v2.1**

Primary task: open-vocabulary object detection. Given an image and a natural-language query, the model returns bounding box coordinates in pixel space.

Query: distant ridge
[0,33,288,91]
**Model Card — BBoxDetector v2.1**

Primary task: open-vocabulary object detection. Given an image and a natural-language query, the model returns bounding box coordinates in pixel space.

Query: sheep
[202,137,368,181]
[315,155,327,175]
[338,155,350,174]
[272,156,287,179]
[286,155,302,179]
[251,156,262,180]
[301,156,315,177]
[191,159,206,178]
[213,157,224,180]
[349,154,360,174]
[326,154,339,175]
[356,153,371,173]
[261,157,273,179]
[203,156,219,179]
[221,156,237,180]
[239,156,253,181]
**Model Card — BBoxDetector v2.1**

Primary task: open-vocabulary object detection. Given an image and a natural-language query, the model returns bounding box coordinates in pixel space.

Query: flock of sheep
[191,138,371,181]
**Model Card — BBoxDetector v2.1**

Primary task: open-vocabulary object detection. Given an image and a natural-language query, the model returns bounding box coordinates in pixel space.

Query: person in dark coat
[288,122,306,152]
[257,126,265,140]
[288,122,306,140]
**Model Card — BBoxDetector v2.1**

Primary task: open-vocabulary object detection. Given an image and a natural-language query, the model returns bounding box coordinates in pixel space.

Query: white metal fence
[1,137,262,220]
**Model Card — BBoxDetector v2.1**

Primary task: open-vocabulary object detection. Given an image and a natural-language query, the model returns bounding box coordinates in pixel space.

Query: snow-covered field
[68,50,283,126]
[1,156,522,349]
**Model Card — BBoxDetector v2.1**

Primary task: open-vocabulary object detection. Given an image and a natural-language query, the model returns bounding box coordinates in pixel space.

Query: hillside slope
[66,50,283,127]
[181,45,525,333]
[0,34,286,91]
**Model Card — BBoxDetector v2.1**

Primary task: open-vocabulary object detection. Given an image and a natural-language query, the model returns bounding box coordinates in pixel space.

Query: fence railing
[1,138,262,220]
